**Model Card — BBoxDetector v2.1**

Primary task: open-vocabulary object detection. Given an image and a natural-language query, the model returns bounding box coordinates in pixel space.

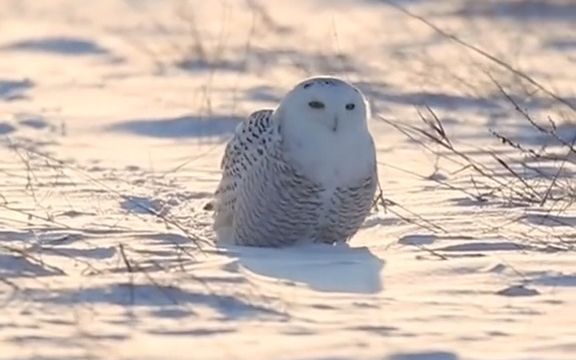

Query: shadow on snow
[107,114,242,139]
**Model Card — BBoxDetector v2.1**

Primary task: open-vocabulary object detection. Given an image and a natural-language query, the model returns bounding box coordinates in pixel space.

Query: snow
[0,0,575,359]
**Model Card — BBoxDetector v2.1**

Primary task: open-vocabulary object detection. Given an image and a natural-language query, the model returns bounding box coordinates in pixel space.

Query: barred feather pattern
[214,110,377,247]
[214,109,276,230]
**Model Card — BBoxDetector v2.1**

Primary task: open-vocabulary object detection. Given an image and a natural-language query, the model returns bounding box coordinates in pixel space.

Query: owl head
[276,76,371,135]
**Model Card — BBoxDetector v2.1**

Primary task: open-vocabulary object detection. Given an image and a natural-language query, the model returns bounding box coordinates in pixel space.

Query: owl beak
[331,116,339,132]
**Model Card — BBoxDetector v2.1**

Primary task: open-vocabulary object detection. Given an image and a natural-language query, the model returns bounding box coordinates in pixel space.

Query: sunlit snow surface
[0,0,575,359]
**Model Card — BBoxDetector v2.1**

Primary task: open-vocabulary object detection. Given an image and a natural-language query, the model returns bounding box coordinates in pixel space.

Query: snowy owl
[212,76,377,247]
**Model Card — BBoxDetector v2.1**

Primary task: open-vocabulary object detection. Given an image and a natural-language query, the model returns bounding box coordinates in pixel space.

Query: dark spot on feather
[203,202,214,211]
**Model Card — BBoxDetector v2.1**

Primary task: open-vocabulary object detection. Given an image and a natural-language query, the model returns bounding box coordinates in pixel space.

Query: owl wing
[213,109,279,230]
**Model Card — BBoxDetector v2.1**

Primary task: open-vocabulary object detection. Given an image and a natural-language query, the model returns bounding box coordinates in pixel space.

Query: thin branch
[380,0,576,112]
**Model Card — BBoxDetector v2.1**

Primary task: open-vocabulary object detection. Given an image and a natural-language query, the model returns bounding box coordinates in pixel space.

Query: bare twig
[380,0,576,112]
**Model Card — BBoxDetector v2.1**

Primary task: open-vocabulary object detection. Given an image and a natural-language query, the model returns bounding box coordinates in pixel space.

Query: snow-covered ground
[1,0,575,359]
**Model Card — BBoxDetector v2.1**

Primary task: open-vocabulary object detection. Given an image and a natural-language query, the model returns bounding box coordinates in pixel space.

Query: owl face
[277,77,370,134]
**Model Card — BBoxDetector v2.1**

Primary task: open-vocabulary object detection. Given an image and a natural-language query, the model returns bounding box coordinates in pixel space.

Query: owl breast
[232,145,377,247]
[282,122,376,190]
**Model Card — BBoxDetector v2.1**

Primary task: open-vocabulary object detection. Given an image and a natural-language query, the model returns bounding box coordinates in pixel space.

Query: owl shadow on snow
[225,243,385,294]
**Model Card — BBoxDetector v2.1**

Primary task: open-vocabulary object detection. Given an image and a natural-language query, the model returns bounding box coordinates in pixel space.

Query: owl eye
[345,103,355,110]
[308,100,325,109]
